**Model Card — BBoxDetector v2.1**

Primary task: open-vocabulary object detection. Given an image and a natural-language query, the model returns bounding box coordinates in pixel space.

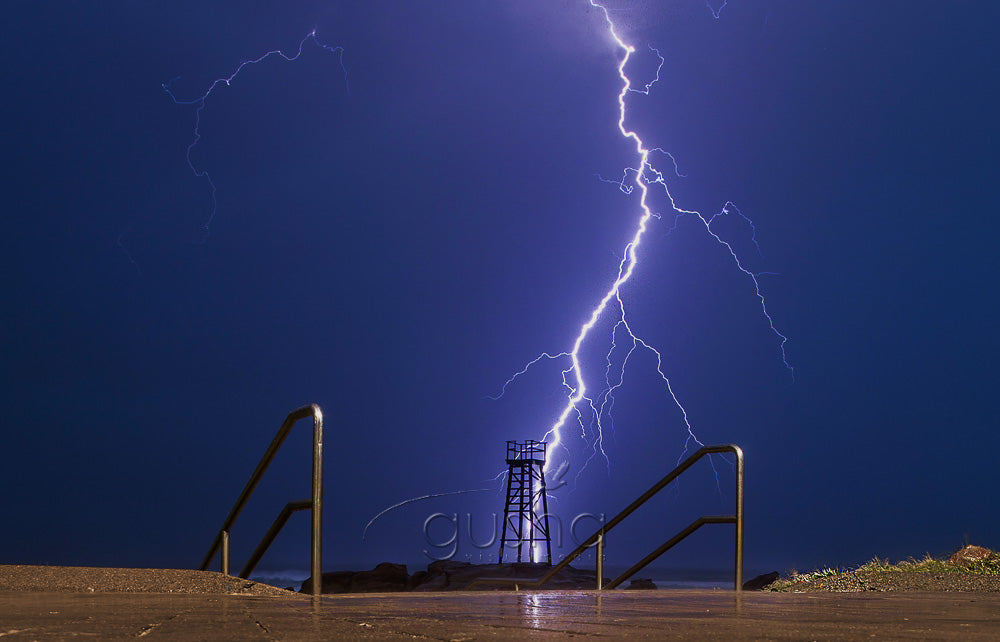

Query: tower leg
[539,468,552,566]
[499,463,514,563]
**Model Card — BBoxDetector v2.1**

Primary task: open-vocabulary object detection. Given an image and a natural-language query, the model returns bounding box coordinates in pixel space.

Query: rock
[350,562,409,593]
[300,570,354,594]
[624,578,657,590]
[413,561,596,591]
[742,571,780,591]
[406,570,430,590]
[427,560,473,576]
[303,561,599,593]
[414,560,475,590]
[949,545,995,568]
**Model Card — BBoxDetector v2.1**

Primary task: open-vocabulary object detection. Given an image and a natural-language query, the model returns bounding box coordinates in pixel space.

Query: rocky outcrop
[351,562,409,592]
[742,571,779,590]
[406,570,430,590]
[948,545,995,568]
[301,560,598,594]
[624,578,657,590]
[411,560,597,591]
[300,562,409,594]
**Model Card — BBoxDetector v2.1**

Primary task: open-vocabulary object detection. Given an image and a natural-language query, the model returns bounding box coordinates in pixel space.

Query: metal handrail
[199,404,324,596]
[240,499,313,579]
[602,515,735,590]
[469,443,744,591]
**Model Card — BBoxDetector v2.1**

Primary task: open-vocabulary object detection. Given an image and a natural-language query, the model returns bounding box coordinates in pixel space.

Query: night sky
[3,1,998,580]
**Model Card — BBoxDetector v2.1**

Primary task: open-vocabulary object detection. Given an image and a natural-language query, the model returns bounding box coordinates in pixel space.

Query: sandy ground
[0,565,292,596]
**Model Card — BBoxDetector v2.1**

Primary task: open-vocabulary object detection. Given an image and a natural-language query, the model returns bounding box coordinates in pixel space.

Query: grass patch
[864,552,1000,576]
[766,567,843,591]
[766,547,1000,591]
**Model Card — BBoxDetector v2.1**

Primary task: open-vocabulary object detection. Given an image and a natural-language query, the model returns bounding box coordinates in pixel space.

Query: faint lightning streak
[116,227,141,275]
[577,295,636,479]
[639,149,792,377]
[630,45,664,95]
[705,0,730,20]
[163,31,348,241]
[362,489,491,541]
[649,148,687,178]
[595,147,685,196]
[488,352,571,401]
[708,202,762,256]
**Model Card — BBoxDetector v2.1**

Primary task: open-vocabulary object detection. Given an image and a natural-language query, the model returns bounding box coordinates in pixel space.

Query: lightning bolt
[496,1,792,479]
[162,6,789,554]
[705,0,730,20]
[163,30,347,242]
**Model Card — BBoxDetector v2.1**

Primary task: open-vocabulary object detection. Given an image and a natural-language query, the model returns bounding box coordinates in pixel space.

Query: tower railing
[470,444,743,591]
[199,404,324,596]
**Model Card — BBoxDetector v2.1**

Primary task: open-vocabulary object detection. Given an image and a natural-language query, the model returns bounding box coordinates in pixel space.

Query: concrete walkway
[2,590,999,640]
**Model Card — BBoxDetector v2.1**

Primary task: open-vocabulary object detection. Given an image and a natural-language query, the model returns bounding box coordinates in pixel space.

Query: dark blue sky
[2,1,997,578]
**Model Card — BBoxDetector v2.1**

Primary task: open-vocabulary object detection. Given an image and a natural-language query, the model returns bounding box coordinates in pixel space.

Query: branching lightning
[163,3,790,549]
[494,0,792,478]
[163,31,347,241]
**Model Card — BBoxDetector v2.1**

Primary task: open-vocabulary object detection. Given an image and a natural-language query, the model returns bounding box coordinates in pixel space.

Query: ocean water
[622,568,733,591]
[251,567,734,593]
[250,570,311,592]
[653,579,729,590]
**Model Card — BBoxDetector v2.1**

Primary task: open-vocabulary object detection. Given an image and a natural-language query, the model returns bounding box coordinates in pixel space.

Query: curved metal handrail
[199,404,324,595]
[239,499,313,579]
[469,444,743,591]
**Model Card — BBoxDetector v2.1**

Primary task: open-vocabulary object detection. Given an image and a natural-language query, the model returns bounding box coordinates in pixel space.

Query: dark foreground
[2,590,1000,639]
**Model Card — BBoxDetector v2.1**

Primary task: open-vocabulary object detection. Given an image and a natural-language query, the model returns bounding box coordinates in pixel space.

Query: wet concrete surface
[2,590,999,640]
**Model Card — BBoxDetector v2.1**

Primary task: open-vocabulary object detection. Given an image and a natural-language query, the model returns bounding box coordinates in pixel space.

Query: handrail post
[735,446,744,591]
[596,528,604,591]
[221,530,230,576]
[310,407,324,596]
